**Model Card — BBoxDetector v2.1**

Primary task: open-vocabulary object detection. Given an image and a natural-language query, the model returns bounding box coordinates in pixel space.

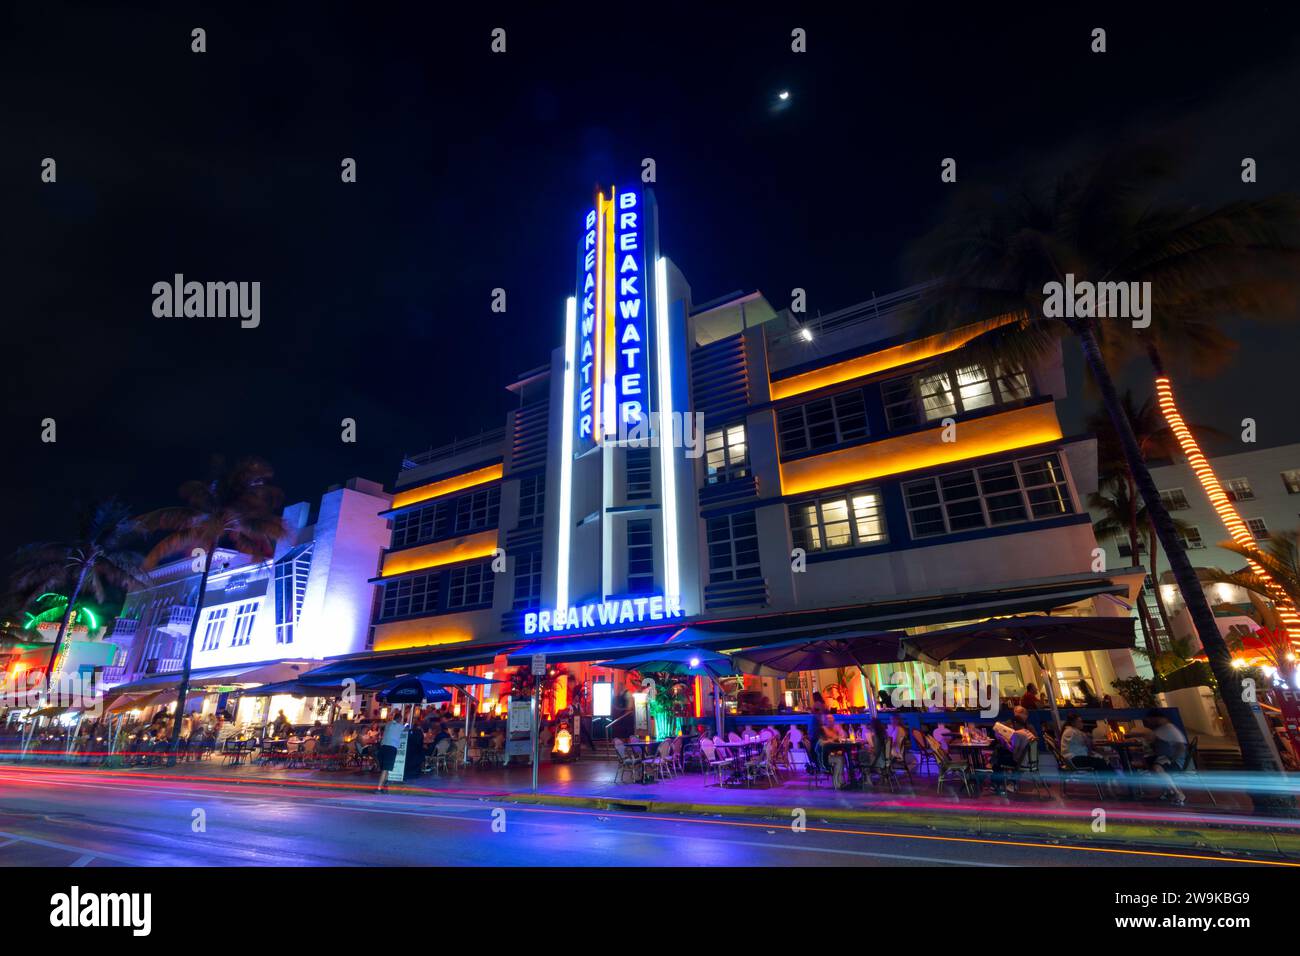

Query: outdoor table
[819,739,867,788]
[624,739,669,783]
[947,740,996,788]
[1094,739,1147,798]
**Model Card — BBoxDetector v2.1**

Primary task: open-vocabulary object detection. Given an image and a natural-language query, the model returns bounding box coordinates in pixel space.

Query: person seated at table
[432,721,451,747]
[1131,712,1188,806]
[929,722,953,752]
[1060,714,1111,772]
[886,715,916,771]
[812,712,842,773]
[1091,718,1113,743]
[307,720,327,739]
[1019,683,1042,710]
[990,707,1037,794]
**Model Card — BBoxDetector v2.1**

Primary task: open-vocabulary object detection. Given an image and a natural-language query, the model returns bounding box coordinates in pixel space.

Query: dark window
[380,572,439,620]
[448,561,495,609]
[902,453,1073,539]
[626,447,653,500]
[706,511,761,583]
[777,389,869,456]
[627,519,655,593]
[517,474,545,527]
[512,550,543,609]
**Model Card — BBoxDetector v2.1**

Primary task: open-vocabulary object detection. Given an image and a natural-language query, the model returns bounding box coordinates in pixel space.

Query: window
[903,453,1073,538]
[705,423,750,484]
[517,473,545,527]
[200,608,228,652]
[1283,470,1300,495]
[380,572,438,620]
[229,601,259,647]
[454,486,501,534]
[273,543,312,645]
[391,503,441,549]
[512,550,543,609]
[882,363,1031,431]
[626,447,653,500]
[777,389,869,456]
[448,561,495,609]
[1159,489,1190,511]
[1247,518,1270,540]
[1179,526,1204,550]
[788,488,887,553]
[1226,478,1255,502]
[1118,540,1147,558]
[706,511,761,583]
[626,519,655,593]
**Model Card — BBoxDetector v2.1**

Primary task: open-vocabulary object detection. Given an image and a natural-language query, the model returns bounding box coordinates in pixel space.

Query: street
[0,765,1285,867]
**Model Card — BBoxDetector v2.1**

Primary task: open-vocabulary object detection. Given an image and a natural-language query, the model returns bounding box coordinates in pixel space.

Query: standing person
[271,709,291,738]
[1074,680,1101,709]
[376,713,405,793]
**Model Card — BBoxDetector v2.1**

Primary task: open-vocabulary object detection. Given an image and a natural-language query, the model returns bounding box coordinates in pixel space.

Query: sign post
[531,654,546,792]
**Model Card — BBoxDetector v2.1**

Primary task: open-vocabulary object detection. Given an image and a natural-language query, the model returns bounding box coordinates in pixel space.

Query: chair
[669,736,686,775]
[699,738,736,787]
[430,738,455,774]
[888,734,914,787]
[646,739,673,781]
[727,732,743,743]
[612,739,642,784]
[930,740,973,796]
[864,740,897,792]
[912,728,936,777]
[1012,739,1051,798]
[1043,734,1104,801]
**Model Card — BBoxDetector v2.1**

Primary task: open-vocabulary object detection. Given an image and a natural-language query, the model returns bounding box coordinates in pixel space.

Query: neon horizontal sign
[523,594,685,636]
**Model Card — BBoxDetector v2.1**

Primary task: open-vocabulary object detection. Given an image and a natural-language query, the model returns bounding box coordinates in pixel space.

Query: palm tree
[139,457,288,761]
[906,143,1297,795]
[9,499,145,694]
[1206,532,1300,681]
[1090,478,1161,658]
[22,592,102,633]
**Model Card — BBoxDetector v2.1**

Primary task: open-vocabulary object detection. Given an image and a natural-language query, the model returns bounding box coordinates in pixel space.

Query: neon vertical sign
[575,202,602,454]
[614,188,648,434]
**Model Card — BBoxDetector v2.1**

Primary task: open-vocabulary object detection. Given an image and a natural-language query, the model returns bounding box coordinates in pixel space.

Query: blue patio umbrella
[377,676,454,705]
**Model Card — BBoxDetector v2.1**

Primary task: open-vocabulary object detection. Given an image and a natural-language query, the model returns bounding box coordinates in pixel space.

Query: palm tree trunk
[1076,322,1288,807]
[1146,524,1175,639]
[167,538,217,765]
[43,563,90,701]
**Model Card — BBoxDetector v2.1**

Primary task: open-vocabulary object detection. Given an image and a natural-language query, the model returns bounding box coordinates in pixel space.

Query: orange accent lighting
[769,315,1019,402]
[1154,376,1300,644]
[390,463,503,510]
[371,621,476,653]
[379,529,499,578]
[779,402,1063,497]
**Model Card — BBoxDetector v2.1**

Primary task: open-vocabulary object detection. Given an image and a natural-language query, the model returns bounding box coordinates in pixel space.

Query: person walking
[376,713,405,793]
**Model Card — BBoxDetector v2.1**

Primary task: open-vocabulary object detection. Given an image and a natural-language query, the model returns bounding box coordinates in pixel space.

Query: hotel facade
[360,182,1147,719]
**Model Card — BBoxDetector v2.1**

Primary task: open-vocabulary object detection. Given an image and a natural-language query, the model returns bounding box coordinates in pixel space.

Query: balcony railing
[401,428,506,471]
[101,665,128,684]
[109,618,139,639]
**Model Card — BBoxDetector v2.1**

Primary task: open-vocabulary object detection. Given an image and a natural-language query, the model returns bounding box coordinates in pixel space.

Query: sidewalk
[16,752,1300,861]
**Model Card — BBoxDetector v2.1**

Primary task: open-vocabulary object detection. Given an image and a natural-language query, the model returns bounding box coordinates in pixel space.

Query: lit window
[1179,526,1204,549]
[883,363,1031,431]
[229,601,259,647]
[705,423,750,484]
[1247,517,1270,540]
[788,488,887,553]
[200,608,228,652]
[1283,470,1300,495]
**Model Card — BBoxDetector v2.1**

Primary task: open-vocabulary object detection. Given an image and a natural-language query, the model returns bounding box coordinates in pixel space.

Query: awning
[508,630,687,664]
[104,659,317,695]
[902,615,1136,662]
[299,642,511,682]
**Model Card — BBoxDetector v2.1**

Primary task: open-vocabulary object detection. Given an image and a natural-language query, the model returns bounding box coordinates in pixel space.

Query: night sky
[5,4,1300,574]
